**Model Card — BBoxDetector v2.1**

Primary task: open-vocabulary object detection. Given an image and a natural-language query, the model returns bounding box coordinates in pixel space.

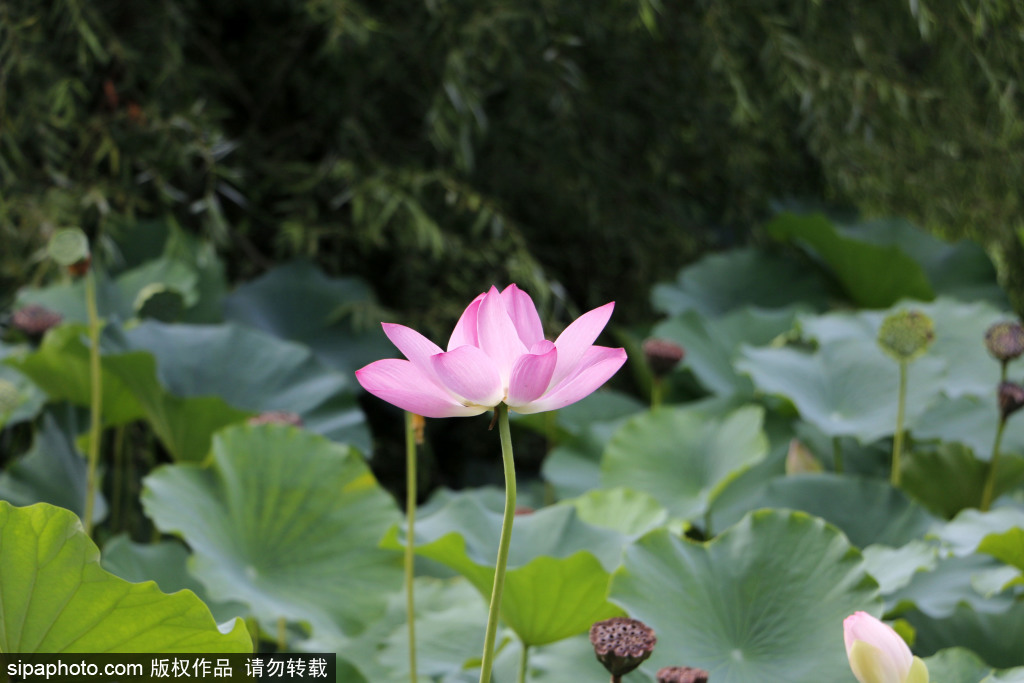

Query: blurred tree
[2,0,1021,325]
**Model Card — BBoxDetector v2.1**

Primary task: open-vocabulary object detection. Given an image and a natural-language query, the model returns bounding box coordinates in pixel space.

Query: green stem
[703,508,713,539]
[517,641,529,683]
[83,270,103,537]
[891,360,908,487]
[981,417,1008,512]
[404,412,419,683]
[650,377,664,409]
[478,404,517,683]
[276,616,287,652]
[111,425,126,533]
[832,436,844,474]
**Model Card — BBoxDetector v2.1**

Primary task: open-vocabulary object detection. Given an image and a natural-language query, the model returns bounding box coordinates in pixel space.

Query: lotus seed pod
[589,617,657,677]
[998,382,1024,422]
[984,321,1024,364]
[11,305,63,339]
[643,338,685,378]
[877,310,934,362]
[47,228,91,271]
[657,666,710,683]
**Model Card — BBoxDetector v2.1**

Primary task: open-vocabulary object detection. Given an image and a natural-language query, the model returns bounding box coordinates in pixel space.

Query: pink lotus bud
[844,612,929,683]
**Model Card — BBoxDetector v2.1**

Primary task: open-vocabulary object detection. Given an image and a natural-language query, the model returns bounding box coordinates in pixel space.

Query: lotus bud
[998,382,1024,422]
[47,228,91,276]
[985,321,1024,364]
[657,666,710,683]
[643,338,685,378]
[11,305,63,341]
[786,438,823,475]
[877,310,934,363]
[844,612,929,683]
[589,617,657,677]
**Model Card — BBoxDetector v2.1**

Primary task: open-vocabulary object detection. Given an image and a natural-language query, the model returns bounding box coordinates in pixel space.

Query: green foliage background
[3,0,1023,324]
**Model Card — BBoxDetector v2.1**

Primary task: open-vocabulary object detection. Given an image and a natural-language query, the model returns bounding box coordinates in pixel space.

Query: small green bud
[877,310,934,362]
[47,228,91,269]
[589,617,657,677]
[984,321,1024,364]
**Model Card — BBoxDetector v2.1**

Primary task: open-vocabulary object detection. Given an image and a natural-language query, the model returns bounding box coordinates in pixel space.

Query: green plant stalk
[110,425,126,533]
[83,269,103,537]
[832,435,844,474]
[517,642,529,683]
[276,616,287,651]
[478,403,517,683]
[980,416,1008,512]
[650,377,664,409]
[405,411,419,683]
[891,360,908,487]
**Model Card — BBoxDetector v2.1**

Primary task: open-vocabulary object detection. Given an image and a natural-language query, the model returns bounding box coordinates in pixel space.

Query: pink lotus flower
[844,612,929,683]
[356,284,627,418]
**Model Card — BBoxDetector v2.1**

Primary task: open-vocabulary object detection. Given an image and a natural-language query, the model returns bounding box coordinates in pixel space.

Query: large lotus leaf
[862,541,940,597]
[900,443,1024,518]
[889,553,1014,619]
[16,258,200,324]
[738,339,943,443]
[926,648,1003,683]
[374,578,489,682]
[652,307,800,396]
[609,510,880,682]
[904,602,1024,669]
[142,424,402,637]
[0,410,105,524]
[560,487,669,536]
[4,324,247,461]
[109,321,369,451]
[6,324,147,425]
[541,398,644,500]
[601,404,768,523]
[514,389,645,444]
[753,474,938,548]
[765,212,934,307]
[101,535,246,625]
[222,261,387,375]
[836,218,1006,306]
[380,490,627,646]
[936,508,1024,588]
[651,246,832,316]
[0,342,46,428]
[799,299,1006,400]
[930,648,1024,683]
[0,501,250,652]
[914,394,1024,459]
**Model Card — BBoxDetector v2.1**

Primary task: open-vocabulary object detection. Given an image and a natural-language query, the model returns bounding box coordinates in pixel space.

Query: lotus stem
[518,641,529,683]
[478,403,517,683]
[83,269,103,536]
[651,377,664,409]
[405,411,419,683]
[891,360,908,487]
[832,435,844,474]
[276,616,287,651]
[980,416,1007,512]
